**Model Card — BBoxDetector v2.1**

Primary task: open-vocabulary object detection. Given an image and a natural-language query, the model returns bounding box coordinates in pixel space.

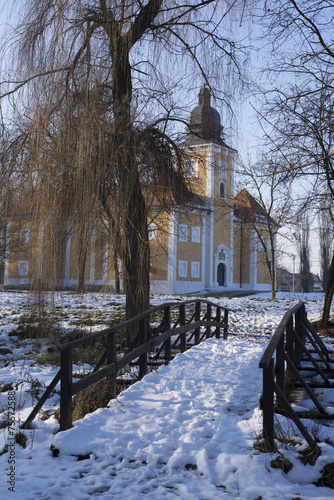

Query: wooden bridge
[22,299,229,431]
[22,297,333,453]
[260,300,334,452]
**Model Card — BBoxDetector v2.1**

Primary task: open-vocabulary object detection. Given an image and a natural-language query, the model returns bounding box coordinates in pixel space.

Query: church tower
[178,85,236,290]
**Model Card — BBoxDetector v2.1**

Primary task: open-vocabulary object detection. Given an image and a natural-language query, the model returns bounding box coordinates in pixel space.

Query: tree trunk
[123,190,150,322]
[113,248,120,293]
[322,245,328,291]
[77,228,89,294]
[271,244,276,299]
[271,275,276,299]
[109,37,150,327]
[322,250,334,326]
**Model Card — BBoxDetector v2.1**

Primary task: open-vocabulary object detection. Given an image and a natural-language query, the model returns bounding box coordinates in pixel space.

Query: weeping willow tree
[0,121,19,284]
[1,0,248,320]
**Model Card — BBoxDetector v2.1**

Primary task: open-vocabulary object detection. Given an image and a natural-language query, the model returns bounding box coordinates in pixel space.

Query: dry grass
[315,462,334,489]
[71,379,117,422]
[311,320,334,338]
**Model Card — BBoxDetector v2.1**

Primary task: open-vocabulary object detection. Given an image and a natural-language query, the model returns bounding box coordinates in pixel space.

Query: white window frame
[19,228,30,244]
[18,260,29,276]
[148,222,157,241]
[178,260,188,278]
[191,226,201,243]
[184,159,199,178]
[191,261,200,278]
[179,224,188,242]
[218,160,227,179]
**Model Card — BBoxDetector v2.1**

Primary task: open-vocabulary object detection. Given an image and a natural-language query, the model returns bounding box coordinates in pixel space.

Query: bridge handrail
[50,298,232,352]
[259,300,332,453]
[23,298,230,431]
[259,300,304,368]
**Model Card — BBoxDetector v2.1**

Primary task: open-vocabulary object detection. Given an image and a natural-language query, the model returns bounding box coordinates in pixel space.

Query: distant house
[276,267,322,293]
[4,87,276,294]
[276,267,296,291]
[312,274,323,292]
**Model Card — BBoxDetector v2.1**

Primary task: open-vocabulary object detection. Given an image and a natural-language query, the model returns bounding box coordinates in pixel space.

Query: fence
[259,300,334,451]
[22,299,229,431]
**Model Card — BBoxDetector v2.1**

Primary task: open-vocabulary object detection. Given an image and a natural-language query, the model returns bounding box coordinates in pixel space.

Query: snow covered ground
[0,291,334,499]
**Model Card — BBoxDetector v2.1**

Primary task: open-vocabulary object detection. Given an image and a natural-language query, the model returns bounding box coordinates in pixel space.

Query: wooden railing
[22,299,229,431]
[259,300,334,451]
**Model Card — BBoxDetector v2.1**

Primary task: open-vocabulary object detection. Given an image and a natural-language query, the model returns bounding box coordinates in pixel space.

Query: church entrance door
[217,263,226,286]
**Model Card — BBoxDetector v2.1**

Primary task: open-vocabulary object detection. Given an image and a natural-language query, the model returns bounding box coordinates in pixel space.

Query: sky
[0,290,334,498]
[233,14,324,276]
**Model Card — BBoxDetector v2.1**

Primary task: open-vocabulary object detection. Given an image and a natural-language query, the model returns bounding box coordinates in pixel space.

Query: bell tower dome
[187,85,223,142]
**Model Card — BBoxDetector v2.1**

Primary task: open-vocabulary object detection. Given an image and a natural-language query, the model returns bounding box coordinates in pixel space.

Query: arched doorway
[217,263,226,286]
[214,244,230,287]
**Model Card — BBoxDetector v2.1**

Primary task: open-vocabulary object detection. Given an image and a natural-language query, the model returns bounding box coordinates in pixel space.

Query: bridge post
[215,307,221,338]
[107,331,117,395]
[276,330,285,398]
[295,308,304,366]
[164,306,171,364]
[286,316,294,362]
[223,309,228,339]
[180,304,186,352]
[60,348,73,431]
[206,303,211,338]
[138,317,148,377]
[262,358,275,450]
[195,301,201,344]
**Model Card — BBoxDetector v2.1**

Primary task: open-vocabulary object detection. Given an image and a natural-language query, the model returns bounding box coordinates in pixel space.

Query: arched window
[184,159,199,178]
[148,222,157,240]
[219,181,226,199]
[218,160,227,179]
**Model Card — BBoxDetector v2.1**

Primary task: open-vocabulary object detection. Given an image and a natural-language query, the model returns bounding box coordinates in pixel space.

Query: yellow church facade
[4,87,274,294]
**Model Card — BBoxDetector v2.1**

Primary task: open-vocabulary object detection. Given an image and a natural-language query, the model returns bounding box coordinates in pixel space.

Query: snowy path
[5,338,267,499]
[1,292,334,498]
[2,336,334,499]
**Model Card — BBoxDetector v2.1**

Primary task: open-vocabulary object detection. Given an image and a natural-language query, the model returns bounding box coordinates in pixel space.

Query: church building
[148,86,274,294]
[4,87,274,294]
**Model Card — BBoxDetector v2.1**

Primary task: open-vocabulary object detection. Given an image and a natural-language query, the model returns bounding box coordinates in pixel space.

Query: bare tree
[0,125,13,282]
[318,204,334,291]
[258,2,334,322]
[296,215,312,293]
[323,250,334,326]
[0,116,28,283]
[1,0,249,320]
[236,157,293,298]
[262,1,334,88]
[260,81,334,319]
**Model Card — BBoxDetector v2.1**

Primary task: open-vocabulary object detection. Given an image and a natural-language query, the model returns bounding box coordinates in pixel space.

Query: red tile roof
[234,189,274,224]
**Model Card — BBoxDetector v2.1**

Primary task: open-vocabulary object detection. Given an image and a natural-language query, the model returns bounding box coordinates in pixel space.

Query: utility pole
[292,254,296,293]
